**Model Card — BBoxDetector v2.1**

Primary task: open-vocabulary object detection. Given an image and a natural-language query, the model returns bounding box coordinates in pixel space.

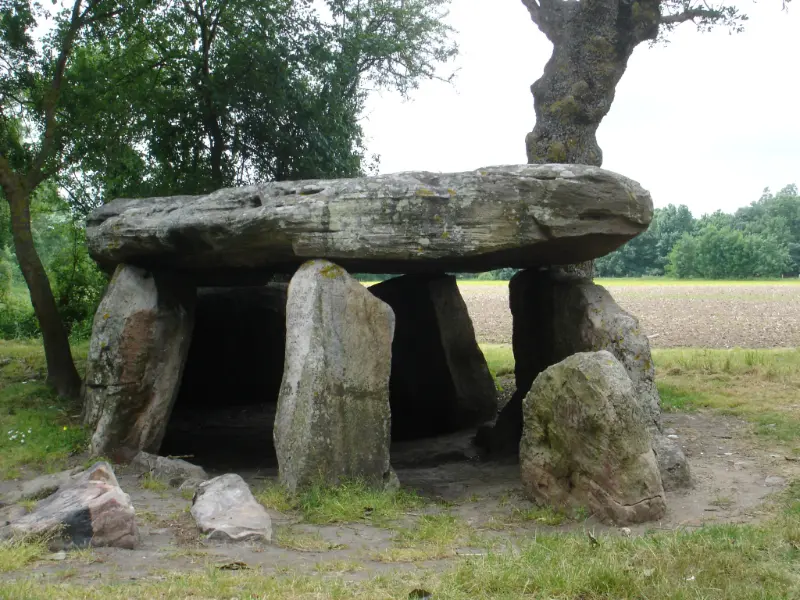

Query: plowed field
[460,281,800,348]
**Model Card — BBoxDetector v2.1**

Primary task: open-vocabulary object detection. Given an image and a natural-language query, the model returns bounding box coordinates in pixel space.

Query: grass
[140,473,169,493]
[481,343,800,446]
[0,538,48,573]
[372,513,475,562]
[256,478,426,526]
[275,528,344,552]
[0,340,90,479]
[3,500,800,598]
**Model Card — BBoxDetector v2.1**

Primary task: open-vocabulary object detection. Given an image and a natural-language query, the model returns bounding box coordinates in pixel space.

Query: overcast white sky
[361,0,799,216]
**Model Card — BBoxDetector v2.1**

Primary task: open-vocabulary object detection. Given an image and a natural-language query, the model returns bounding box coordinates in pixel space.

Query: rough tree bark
[3,184,81,397]
[521,0,729,166]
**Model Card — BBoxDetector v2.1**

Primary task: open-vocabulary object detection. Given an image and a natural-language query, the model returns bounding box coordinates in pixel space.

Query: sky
[361,0,800,216]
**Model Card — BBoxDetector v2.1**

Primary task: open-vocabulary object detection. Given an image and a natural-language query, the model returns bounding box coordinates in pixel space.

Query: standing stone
[484,268,691,490]
[274,260,395,493]
[520,352,666,525]
[4,463,138,549]
[82,264,195,458]
[369,275,497,440]
[191,474,272,542]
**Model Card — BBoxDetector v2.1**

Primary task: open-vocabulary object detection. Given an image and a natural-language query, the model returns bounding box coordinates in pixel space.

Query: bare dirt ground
[461,282,800,348]
[2,408,798,584]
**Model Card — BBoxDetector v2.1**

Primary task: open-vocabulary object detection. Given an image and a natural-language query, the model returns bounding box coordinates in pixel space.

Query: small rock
[5,462,138,550]
[131,452,208,488]
[45,551,67,561]
[666,434,679,439]
[765,476,787,487]
[620,527,632,537]
[191,474,272,543]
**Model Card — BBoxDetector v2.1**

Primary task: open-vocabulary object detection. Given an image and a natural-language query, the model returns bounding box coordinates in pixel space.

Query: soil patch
[461,282,800,348]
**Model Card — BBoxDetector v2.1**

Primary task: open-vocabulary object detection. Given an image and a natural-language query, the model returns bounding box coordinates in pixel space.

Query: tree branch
[26,0,85,189]
[661,7,722,25]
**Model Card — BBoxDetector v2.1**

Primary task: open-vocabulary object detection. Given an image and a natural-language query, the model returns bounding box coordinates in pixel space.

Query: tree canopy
[0,0,457,395]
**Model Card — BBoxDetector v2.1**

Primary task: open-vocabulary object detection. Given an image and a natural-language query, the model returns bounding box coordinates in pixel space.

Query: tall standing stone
[83,265,195,458]
[369,275,496,439]
[274,260,395,493]
[520,351,666,525]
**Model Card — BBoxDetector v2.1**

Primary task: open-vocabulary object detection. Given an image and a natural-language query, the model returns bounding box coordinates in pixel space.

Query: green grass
[0,538,48,573]
[480,343,800,447]
[256,478,426,525]
[0,341,90,479]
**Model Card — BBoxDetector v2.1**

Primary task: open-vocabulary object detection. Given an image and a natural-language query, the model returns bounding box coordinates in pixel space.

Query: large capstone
[482,268,690,489]
[369,275,497,439]
[274,260,395,493]
[520,351,666,525]
[82,265,195,458]
[85,165,652,282]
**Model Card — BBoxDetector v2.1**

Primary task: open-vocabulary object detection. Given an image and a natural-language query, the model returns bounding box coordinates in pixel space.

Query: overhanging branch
[661,7,723,25]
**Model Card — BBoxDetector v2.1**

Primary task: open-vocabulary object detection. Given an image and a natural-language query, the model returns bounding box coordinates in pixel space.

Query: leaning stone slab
[191,474,272,542]
[82,264,195,458]
[520,352,666,525]
[274,260,395,493]
[131,452,208,488]
[4,462,138,549]
[370,274,497,439]
[86,165,652,281]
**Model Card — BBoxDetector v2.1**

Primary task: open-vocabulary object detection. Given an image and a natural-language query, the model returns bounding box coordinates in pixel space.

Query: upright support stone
[82,265,195,458]
[483,268,691,490]
[369,275,497,439]
[274,260,395,494]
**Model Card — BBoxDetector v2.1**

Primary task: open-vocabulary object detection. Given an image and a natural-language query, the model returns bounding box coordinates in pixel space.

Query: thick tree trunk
[524,0,659,166]
[8,191,81,398]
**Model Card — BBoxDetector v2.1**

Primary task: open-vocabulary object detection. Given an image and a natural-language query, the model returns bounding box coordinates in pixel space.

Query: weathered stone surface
[520,352,666,525]
[131,452,208,487]
[369,274,497,439]
[3,467,84,504]
[191,474,271,542]
[175,284,287,409]
[86,165,652,281]
[82,265,195,458]
[5,462,138,549]
[650,435,693,492]
[483,268,691,490]
[274,260,395,493]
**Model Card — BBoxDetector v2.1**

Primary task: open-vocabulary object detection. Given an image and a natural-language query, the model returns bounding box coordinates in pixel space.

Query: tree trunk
[524,0,658,166]
[8,191,81,398]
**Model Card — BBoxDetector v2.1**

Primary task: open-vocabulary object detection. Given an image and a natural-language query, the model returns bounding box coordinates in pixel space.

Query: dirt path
[2,411,797,584]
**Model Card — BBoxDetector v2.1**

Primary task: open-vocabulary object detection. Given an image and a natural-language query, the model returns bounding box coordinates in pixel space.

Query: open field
[460,279,800,348]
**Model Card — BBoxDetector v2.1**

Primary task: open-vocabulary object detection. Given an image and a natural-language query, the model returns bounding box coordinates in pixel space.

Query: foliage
[596,187,799,279]
[0,186,106,340]
[68,0,457,198]
[667,225,790,279]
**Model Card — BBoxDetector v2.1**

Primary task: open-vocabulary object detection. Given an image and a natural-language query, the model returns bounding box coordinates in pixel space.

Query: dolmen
[80,164,690,523]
